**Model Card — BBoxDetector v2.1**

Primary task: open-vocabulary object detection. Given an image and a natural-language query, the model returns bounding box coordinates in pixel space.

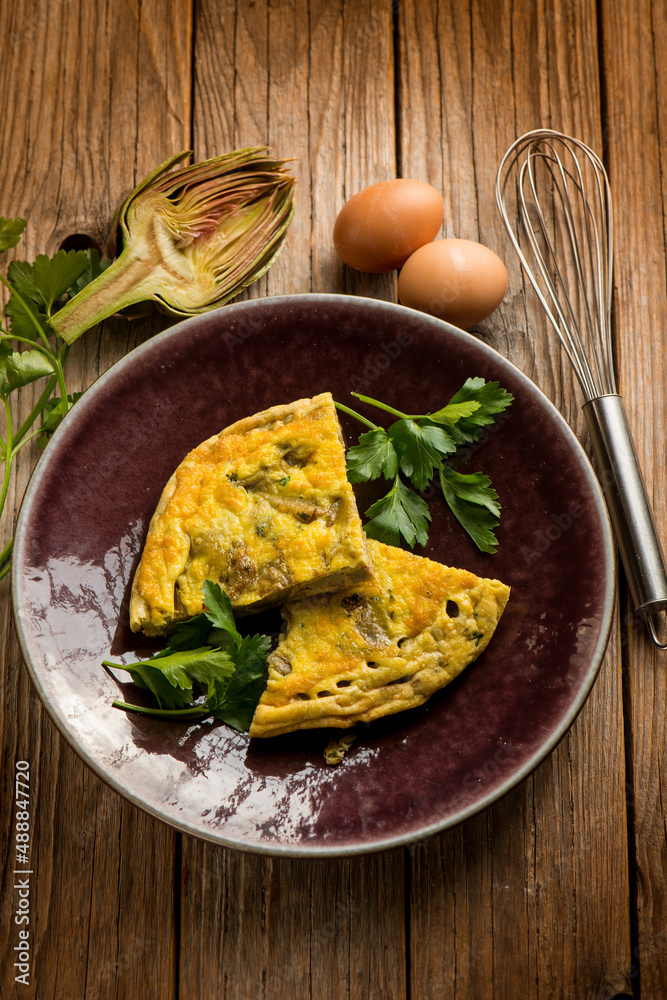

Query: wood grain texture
[179,847,406,999]
[601,0,667,996]
[180,4,404,996]
[0,2,191,998]
[399,1,631,996]
[1,0,663,997]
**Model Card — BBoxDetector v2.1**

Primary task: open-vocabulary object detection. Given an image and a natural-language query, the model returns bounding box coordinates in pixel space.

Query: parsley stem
[0,273,54,356]
[10,426,46,458]
[0,278,69,416]
[112,698,211,719]
[0,537,13,567]
[53,360,69,415]
[0,398,13,530]
[334,401,378,431]
[55,342,71,415]
[0,333,57,362]
[13,373,58,443]
[0,543,12,580]
[350,392,412,421]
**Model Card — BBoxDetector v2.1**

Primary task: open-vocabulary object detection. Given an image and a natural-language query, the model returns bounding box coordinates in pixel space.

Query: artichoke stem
[50,249,158,344]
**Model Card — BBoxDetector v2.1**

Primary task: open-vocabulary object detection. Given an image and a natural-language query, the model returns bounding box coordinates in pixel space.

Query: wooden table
[1,1,665,997]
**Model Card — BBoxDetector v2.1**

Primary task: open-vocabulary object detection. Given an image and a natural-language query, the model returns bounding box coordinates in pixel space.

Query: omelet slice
[130,392,372,635]
[249,539,510,738]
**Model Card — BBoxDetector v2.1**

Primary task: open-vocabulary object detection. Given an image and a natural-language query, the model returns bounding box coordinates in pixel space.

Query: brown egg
[397,238,508,328]
[333,179,444,273]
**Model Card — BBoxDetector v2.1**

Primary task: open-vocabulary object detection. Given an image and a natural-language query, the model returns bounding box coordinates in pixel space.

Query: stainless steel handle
[583,395,667,637]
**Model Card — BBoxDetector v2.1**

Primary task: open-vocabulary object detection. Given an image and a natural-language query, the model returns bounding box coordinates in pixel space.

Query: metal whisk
[496,128,667,647]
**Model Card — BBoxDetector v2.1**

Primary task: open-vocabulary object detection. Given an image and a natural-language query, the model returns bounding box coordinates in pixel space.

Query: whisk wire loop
[496,128,667,640]
[520,151,598,395]
[496,130,616,401]
[543,148,608,392]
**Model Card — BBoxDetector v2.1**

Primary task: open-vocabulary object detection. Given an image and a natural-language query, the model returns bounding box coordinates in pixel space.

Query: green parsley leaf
[388,418,455,490]
[0,344,53,397]
[440,465,501,516]
[425,399,481,426]
[0,217,27,254]
[443,378,513,444]
[67,249,110,298]
[201,579,242,648]
[108,583,271,732]
[38,392,83,444]
[209,633,271,731]
[176,647,235,688]
[346,427,399,483]
[8,250,90,313]
[340,378,512,552]
[106,646,235,712]
[439,466,501,553]
[0,234,126,587]
[160,613,212,654]
[112,650,196,709]
[364,476,431,549]
[4,293,51,342]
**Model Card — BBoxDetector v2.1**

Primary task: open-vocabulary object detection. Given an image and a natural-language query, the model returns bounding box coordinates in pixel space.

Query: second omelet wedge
[249,539,510,738]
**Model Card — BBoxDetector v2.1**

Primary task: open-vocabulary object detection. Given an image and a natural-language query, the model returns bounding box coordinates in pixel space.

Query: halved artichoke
[50,147,295,344]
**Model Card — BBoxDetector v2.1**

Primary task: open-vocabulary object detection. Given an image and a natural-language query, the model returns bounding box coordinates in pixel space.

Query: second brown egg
[397,238,508,328]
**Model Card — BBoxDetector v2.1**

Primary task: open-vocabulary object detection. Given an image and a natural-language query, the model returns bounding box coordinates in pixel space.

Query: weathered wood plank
[180,2,403,997]
[1,1,656,998]
[0,1,192,997]
[181,847,406,999]
[601,0,667,995]
[399,1,631,996]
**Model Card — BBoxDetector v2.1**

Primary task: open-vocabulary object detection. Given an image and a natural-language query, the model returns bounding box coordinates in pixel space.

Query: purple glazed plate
[12,295,614,856]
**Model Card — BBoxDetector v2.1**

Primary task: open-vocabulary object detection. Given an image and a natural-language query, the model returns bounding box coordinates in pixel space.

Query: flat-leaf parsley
[337,378,513,553]
[106,580,271,733]
[0,218,109,579]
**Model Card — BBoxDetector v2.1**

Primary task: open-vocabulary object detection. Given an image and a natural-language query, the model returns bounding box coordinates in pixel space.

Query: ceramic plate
[12,295,614,856]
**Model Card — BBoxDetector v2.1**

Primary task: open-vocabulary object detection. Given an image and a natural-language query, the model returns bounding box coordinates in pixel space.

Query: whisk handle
[583,394,667,617]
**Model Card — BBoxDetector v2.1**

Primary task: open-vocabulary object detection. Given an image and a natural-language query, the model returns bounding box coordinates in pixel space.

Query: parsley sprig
[338,378,513,553]
[0,217,108,579]
[105,580,271,732]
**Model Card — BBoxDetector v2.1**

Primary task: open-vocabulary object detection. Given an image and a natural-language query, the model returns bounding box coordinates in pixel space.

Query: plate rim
[11,293,616,856]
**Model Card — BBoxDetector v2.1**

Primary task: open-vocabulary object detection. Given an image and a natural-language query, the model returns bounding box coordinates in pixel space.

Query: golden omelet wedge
[249,539,510,738]
[130,393,372,635]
